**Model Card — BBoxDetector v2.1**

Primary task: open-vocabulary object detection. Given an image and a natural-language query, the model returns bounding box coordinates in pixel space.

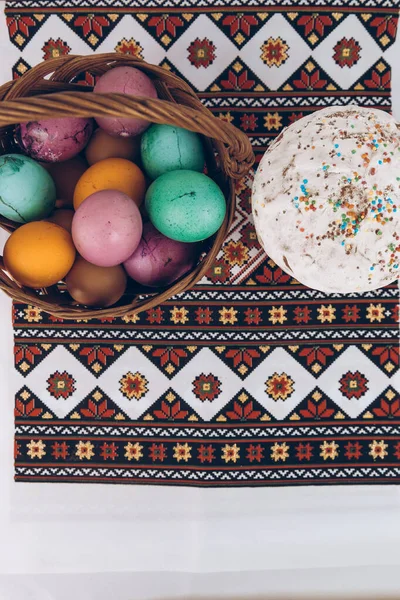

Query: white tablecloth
[0,6,400,598]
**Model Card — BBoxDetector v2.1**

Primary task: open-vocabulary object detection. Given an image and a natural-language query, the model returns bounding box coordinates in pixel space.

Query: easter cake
[252,105,400,294]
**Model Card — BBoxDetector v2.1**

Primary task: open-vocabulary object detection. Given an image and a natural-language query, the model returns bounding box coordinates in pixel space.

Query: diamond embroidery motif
[241,14,310,90]
[313,14,381,89]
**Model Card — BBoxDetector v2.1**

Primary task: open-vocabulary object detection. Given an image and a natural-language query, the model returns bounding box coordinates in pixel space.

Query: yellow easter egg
[4,221,76,288]
[73,157,146,210]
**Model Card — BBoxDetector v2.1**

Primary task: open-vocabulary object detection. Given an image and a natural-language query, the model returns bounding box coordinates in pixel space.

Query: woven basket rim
[0,53,254,319]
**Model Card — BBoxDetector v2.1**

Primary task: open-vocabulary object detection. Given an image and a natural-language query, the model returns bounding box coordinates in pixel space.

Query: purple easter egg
[94,66,157,137]
[17,117,93,163]
[72,189,143,267]
[123,222,197,287]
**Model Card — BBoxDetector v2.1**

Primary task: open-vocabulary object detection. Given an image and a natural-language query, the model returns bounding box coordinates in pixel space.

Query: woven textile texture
[6,0,400,486]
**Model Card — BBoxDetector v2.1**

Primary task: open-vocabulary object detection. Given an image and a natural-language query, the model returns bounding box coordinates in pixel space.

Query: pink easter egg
[17,117,93,163]
[94,66,157,137]
[124,221,197,287]
[72,189,143,267]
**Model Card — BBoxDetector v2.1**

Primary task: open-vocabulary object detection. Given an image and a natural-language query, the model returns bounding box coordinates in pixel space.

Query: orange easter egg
[73,157,146,210]
[4,221,76,288]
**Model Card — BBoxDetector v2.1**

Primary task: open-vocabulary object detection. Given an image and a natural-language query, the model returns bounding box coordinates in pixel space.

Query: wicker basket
[0,53,254,319]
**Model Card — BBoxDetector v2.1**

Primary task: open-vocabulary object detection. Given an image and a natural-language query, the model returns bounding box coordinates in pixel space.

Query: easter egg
[94,66,157,137]
[85,128,141,165]
[141,124,205,180]
[124,222,197,287]
[44,155,88,207]
[47,209,74,233]
[0,154,56,223]
[73,157,146,210]
[17,117,93,162]
[145,170,226,242]
[4,221,75,288]
[72,189,143,267]
[65,257,127,307]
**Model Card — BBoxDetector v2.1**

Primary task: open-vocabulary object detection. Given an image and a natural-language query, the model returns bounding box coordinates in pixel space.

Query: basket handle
[0,91,254,180]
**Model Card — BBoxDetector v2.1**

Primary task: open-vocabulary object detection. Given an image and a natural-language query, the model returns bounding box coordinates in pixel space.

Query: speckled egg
[0,154,56,223]
[72,189,143,267]
[17,117,93,162]
[145,170,226,242]
[124,221,197,287]
[4,221,75,288]
[94,66,157,137]
[140,124,205,180]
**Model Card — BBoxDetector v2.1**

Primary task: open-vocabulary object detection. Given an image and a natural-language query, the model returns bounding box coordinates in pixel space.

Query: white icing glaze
[252,105,400,294]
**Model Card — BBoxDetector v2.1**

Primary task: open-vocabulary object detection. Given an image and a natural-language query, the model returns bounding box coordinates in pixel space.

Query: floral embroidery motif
[100,442,118,461]
[268,306,287,325]
[344,441,363,460]
[148,14,185,38]
[193,374,222,402]
[341,304,361,323]
[222,13,259,38]
[243,307,262,325]
[221,69,255,91]
[221,443,240,463]
[23,306,42,323]
[47,371,76,400]
[223,240,249,266]
[173,442,192,462]
[27,439,46,459]
[320,440,339,460]
[42,38,70,59]
[266,373,294,401]
[246,443,264,462]
[240,113,258,131]
[149,443,167,462]
[195,307,213,325]
[297,14,333,38]
[219,306,238,325]
[187,38,216,68]
[333,37,361,67]
[115,37,144,58]
[271,442,289,462]
[206,259,230,283]
[122,312,140,324]
[264,112,283,131]
[147,307,164,324]
[52,441,69,460]
[260,37,289,67]
[293,306,312,324]
[317,304,336,323]
[369,440,388,460]
[170,306,189,325]
[296,442,313,461]
[366,303,386,323]
[119,372,148,401]
[339,371,369,400]
[198,444,215,463]
[75,440,94,461]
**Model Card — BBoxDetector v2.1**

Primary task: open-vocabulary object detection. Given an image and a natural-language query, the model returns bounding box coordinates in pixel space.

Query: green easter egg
[141,124,205,180]
[0,154,56,223]
[145,170,226,243]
